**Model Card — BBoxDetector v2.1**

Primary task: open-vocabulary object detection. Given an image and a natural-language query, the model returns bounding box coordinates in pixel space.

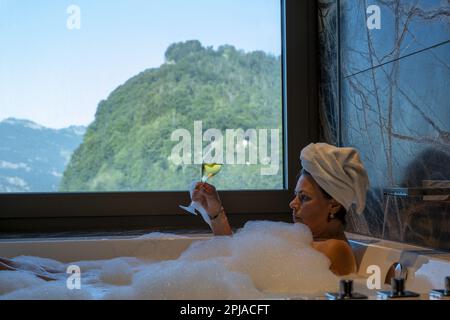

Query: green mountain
[60,41,282,192]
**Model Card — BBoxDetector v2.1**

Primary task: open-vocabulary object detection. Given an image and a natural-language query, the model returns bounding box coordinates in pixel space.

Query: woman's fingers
[192,185,209,202]
[193,181,216,192]
[202,182,216,194]
[194,182,203,190]
[194,182,213,194]
[192,182,219,208]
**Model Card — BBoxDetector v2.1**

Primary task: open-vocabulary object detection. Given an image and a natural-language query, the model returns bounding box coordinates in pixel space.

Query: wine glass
[179,163,222,215]
[201,163,222,182]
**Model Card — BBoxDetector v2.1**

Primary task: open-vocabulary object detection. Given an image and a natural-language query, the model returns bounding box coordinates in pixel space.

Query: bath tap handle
[340,279,353,298]
[394,263,403,280]
[385,262,408,284]
[446,276,450,295]
[325,279,368,300]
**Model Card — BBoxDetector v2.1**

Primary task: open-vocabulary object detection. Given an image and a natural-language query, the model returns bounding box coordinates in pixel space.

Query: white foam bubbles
[179,236,232,261]
[231,221,338,294]
[0,271,46,295]
[0,280,93,300]
[171,220,338,295]
[1,220,341,299]
[105,259,263,300]
[234,220,314,248]
[100,258,134,286]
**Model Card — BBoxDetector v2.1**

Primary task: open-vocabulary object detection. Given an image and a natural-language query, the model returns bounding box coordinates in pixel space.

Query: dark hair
[300,169,347,226]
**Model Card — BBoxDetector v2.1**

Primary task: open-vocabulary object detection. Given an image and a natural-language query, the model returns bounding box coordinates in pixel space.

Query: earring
[328,213,335,222]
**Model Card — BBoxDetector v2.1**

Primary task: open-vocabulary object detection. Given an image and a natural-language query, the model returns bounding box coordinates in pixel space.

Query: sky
[0,0,281,129]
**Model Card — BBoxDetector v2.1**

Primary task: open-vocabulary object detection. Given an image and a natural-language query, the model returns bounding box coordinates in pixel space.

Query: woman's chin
[293,217,303,224]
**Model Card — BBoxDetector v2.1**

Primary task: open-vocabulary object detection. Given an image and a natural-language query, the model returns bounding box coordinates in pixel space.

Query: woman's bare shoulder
[312,238,349,251]
[312,239,356,275]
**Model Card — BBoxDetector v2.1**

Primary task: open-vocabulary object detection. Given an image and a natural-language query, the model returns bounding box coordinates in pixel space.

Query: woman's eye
[299,195,310,202]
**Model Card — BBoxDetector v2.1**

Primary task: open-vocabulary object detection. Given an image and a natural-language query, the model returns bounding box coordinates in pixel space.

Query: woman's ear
[329,199,342,214]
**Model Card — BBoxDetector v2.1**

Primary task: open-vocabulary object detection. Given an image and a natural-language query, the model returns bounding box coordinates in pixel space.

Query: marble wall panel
[341,42,450,249]
[318,0,450,250]
[341,0,450,77]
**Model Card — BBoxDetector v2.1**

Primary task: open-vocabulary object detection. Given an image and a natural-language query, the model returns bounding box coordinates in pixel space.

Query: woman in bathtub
[191,143,369,276]
[0,143,369,278]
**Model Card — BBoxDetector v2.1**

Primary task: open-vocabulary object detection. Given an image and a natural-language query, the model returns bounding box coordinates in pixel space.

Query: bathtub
[0,232,449,300]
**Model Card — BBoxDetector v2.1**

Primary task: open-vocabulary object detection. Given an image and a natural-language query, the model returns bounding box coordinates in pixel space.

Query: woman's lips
[292,212,302,223]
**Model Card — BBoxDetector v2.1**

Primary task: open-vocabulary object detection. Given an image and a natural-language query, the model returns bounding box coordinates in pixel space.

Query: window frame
[0,0,319,234]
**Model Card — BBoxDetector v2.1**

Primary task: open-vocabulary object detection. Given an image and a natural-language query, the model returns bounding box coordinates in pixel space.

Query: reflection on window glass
[0,0,283,192]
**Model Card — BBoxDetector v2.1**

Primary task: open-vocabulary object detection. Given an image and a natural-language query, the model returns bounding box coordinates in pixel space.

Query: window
[0,0,318,233]
[1,0,283,193]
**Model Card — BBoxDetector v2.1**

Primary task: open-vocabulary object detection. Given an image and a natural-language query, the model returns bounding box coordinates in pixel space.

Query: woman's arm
[191,182,232,236]
[209,207,233,236]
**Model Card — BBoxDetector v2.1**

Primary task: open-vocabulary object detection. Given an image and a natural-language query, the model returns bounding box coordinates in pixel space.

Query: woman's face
[289,174,335,236]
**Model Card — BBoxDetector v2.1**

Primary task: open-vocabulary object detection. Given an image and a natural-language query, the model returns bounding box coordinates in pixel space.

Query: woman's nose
[289,197,299,209]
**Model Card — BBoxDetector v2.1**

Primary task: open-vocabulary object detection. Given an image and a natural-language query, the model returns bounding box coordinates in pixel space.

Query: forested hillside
[60,41,282,191]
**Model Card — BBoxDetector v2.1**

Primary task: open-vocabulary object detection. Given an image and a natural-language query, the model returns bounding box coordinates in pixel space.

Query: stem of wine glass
[201,173,211,183]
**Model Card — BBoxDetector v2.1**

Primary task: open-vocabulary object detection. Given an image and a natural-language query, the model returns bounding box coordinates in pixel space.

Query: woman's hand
[191,182,222,218]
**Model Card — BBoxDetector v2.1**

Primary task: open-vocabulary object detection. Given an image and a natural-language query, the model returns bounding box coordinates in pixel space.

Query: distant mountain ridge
[1,118,86,136]
[0,117,86,192]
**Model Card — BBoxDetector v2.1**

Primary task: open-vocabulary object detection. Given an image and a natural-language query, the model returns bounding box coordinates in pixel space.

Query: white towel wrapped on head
[300,143,369,214]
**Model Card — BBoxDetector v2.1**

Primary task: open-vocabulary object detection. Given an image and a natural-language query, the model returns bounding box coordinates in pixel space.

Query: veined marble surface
[318,0,450,251]
[341,0,450,77]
